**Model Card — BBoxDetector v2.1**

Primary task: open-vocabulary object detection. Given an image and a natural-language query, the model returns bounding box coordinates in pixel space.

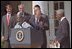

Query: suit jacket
[1,14,16,40]
[56,18,70,48]
[29,14,49,31]
[29,14,49,48]
[29,14,49,38]
[19,12,31,23]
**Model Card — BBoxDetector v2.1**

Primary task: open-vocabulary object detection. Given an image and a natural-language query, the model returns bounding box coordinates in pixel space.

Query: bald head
[17,12,23,22]
[18,4,24,12]
[56,9,64,20]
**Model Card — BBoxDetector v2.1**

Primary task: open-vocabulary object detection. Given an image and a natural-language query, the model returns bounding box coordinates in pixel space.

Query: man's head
[17,12,24,22]
[18,4,24,13]
[6,4,12,14]
[34,5,41,16]
[56,9,64,20]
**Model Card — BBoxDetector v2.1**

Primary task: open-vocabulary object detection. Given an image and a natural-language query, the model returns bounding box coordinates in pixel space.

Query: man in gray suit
[1,4,16,48]
[52,9,70,48]
[29,5,49,48]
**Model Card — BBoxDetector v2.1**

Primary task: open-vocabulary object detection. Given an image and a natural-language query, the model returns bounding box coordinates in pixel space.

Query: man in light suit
[1,4,16,48]
[52,9,70,48]
[29,5,49,48]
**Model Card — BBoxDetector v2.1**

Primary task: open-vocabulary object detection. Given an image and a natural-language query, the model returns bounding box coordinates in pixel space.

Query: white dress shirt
[35,16,39,24]
[60,17,65,22]
[6,13,11,18]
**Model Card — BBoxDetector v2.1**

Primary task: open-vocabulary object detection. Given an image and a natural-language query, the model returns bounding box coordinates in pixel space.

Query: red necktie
[6,15,10,26]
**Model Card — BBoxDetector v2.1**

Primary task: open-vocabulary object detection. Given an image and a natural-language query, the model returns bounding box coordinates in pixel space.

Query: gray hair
[56,9,64,15]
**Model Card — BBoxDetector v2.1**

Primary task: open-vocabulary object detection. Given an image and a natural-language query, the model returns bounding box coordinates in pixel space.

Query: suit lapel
[4,15,8,27]
[9,15,13,27]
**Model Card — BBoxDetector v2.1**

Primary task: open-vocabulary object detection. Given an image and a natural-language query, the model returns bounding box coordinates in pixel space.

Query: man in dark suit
[29,5,49,48]
[1,4,16,48]
[14,4,31,28]
[17,4,31,23]
[53,9,70,48]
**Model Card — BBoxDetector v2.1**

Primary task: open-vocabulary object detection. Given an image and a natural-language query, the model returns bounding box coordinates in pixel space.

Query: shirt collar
[60,17,65,21]
[7,13,11,17]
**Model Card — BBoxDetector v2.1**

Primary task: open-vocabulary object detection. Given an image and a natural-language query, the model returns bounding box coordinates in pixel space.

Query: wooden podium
[9,28,43,48]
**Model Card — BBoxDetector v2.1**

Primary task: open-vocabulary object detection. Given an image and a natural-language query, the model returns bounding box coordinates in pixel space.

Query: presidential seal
[16,30,24,42]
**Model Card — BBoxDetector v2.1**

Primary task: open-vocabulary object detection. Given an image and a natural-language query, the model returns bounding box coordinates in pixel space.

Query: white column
[64,1,71,48]
[49,1,56,40]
